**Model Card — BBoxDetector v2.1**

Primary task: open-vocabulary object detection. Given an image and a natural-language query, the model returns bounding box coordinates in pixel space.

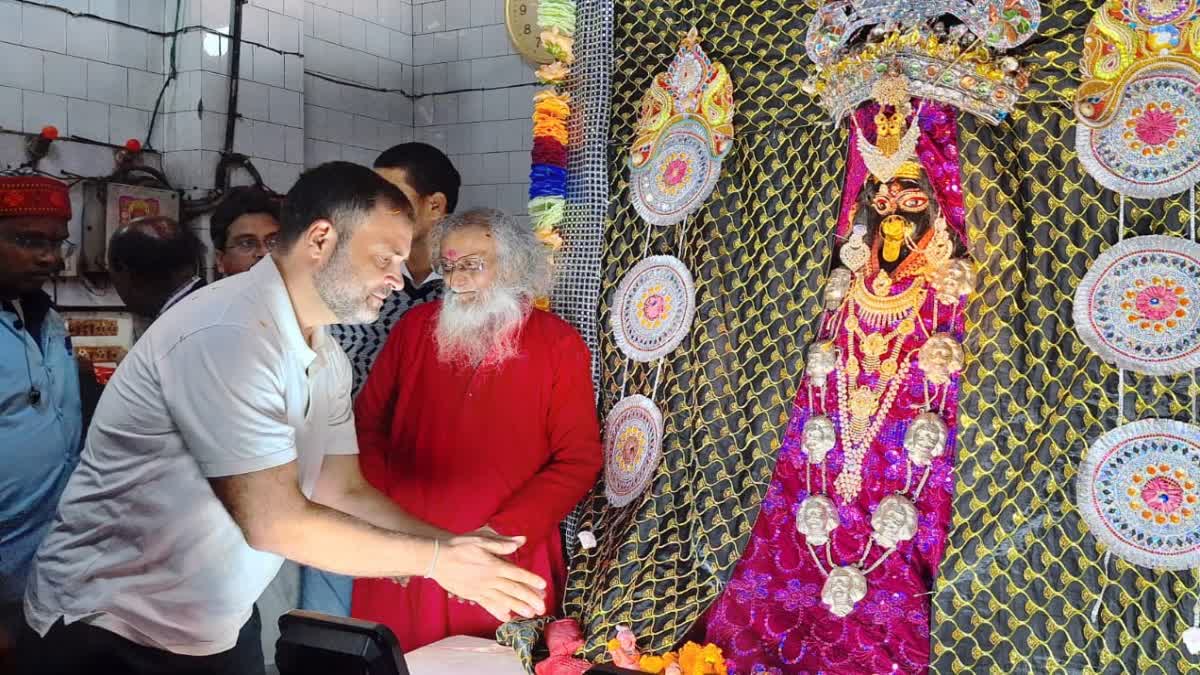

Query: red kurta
[350,301,602,651]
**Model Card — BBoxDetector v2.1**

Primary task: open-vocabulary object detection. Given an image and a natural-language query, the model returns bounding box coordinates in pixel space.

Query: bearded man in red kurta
[350,207,602,651]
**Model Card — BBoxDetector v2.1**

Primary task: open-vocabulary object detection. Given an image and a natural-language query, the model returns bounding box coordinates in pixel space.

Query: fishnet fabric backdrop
[554,0,611,379]
[559,0,1200,671]
[554,0,614,551]
[933,2,1200,672]
[562,0,844,658]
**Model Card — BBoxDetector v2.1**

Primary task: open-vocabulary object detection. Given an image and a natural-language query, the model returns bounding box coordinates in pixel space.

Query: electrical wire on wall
[144,0,184,154]
[6,0,541,218]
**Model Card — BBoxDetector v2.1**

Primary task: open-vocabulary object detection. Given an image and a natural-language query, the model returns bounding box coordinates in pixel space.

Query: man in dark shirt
[107,216,206,330]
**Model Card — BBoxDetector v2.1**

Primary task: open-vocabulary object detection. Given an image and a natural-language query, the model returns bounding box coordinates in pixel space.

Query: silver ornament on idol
[824,267,853,311]
[904,411,949,467]
[821,565,868,618]
[918,333,965,385]
[806,340,838,385]
[840,224,870,272]
[796,494,839,546]
[871,494,919,549]
[802,415,837,464]
[929,258,977,305]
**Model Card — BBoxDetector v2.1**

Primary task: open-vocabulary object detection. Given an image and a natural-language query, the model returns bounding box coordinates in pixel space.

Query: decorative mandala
[604,395,665,507]
[1073,235,1200,375]
[630,117,725,226]
[611,255,696,362]
[1077,419,1200,570]
[1076,67,1200,198]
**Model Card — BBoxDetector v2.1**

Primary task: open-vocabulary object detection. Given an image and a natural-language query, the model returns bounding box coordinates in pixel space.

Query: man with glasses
[349,208,601,650]
[0,176,84,667]
[211,186,282,278]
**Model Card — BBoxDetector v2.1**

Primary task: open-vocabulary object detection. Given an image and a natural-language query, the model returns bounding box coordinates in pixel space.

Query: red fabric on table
[535,619,592,675]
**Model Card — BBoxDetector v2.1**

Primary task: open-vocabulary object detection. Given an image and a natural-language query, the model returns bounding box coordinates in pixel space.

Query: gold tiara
[892,161,922,182]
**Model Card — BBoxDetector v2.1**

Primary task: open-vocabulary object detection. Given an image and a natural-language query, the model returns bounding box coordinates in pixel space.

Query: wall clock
[504,0,554,65]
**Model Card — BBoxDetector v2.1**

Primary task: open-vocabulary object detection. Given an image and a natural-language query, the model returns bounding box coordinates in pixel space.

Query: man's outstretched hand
[431,535,547,622]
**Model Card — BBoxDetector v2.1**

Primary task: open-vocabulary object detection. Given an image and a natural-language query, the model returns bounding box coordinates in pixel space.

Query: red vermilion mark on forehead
[444,248,460,259]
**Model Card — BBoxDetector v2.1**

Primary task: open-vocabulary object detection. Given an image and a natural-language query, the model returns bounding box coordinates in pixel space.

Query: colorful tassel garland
[539,28,575,64]
[527,0,575,310]
[532,137,568,166]
[537,0,576,36]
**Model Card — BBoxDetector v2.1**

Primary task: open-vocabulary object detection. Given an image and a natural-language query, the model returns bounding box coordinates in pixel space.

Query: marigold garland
[625,641,728,675]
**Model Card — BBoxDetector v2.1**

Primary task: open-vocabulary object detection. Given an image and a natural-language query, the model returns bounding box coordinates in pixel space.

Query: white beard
[435,286,527,367]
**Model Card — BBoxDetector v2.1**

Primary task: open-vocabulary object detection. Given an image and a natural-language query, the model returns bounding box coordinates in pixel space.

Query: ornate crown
[802,0,1041,124]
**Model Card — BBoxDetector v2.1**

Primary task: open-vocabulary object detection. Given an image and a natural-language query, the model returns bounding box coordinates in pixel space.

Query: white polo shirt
[24,256,358,656]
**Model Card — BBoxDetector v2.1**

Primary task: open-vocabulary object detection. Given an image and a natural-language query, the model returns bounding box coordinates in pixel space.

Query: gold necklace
[849,273,926,325]
[831,278,930,501]
[844,310,915,375]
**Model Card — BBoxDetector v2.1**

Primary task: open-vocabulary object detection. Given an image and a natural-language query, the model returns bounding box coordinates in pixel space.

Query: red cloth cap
[0,176,71,220]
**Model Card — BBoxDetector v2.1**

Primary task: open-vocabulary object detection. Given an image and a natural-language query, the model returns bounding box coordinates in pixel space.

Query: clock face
[504,0,554,65]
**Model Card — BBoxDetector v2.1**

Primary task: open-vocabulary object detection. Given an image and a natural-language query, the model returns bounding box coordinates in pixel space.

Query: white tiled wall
[204,0,307,192]
[413,0,535,217]
[302,0,413,169]
[0,0,166,146]
[0,0,537,310]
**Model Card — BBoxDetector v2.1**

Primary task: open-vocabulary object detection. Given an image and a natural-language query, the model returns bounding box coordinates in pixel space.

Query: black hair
[108,216,206,282]
[278,161,413,249]
[373,143,461,214]
[210,186,281,250]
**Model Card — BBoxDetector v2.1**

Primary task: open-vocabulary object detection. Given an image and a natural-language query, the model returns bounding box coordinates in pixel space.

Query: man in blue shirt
[0,176,83,664]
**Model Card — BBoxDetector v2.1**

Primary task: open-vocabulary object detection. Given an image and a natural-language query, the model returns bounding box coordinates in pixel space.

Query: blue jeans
[298,567,352,616]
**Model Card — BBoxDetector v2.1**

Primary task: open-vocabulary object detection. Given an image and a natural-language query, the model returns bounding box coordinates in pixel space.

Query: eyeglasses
[225,235,279,255]
[434,256,487,276]
[1,233,76,258]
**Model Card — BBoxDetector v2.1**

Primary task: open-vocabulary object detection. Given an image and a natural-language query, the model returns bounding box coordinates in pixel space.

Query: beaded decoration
[610,255,697,363]
[1074,0,1200,198]
[604,395,665,507]
[1077,418,1200,571]
[629,28,734,226]
[1073,235,1200,375]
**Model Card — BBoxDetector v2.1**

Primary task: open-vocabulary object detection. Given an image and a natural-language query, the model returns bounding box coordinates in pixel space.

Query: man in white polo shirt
[13,162,547,675]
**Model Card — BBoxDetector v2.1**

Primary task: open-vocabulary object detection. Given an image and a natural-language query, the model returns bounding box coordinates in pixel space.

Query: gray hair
[430,208,554,301]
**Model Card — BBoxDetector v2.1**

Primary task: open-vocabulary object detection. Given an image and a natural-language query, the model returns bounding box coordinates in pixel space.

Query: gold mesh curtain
[934,2,1200,672]
[564,0,1200,670]
[562,0,843,657]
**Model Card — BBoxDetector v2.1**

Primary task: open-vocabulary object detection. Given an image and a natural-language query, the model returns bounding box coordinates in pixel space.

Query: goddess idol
[704,2,1037,670]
